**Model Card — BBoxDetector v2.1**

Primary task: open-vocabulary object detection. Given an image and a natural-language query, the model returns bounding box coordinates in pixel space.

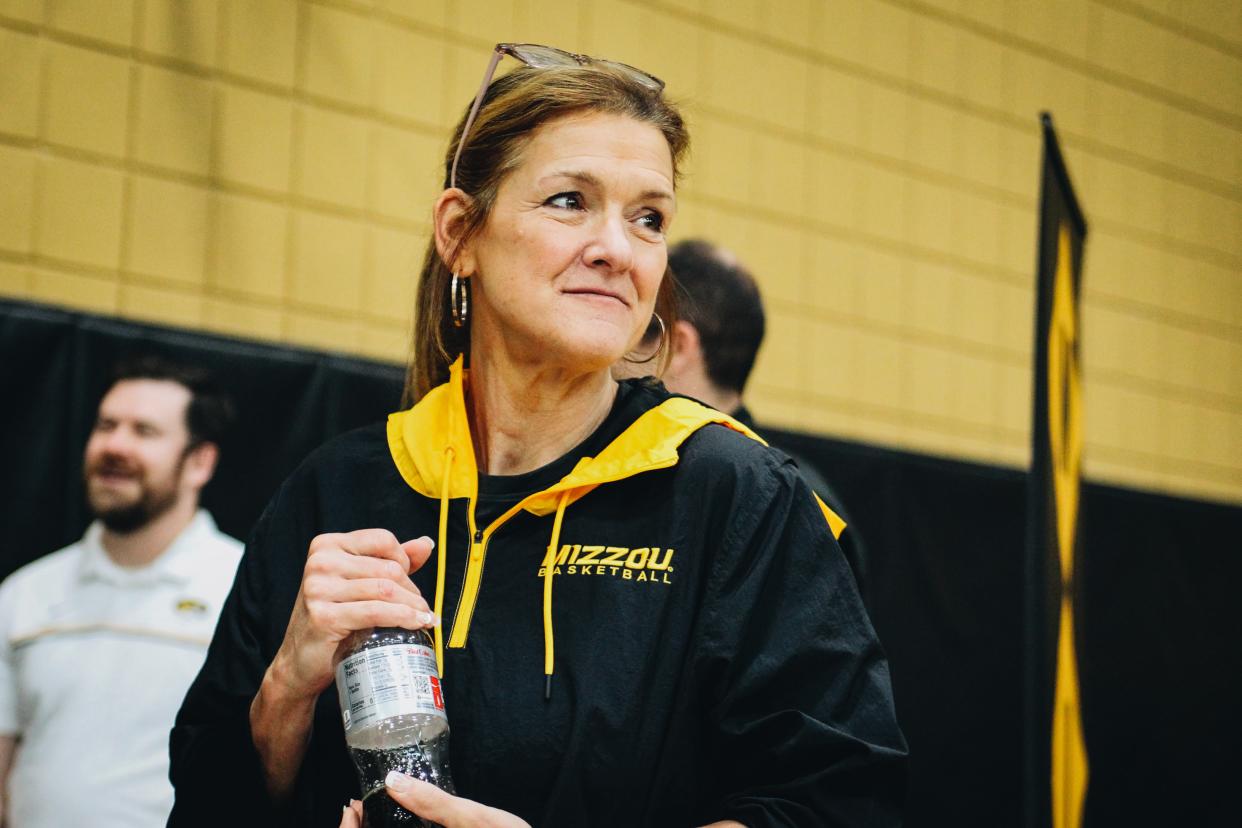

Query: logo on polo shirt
[174,598,209,614]
[536,544,675,585]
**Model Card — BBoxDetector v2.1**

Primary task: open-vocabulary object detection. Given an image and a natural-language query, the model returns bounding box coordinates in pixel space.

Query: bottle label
[335,642,446,733]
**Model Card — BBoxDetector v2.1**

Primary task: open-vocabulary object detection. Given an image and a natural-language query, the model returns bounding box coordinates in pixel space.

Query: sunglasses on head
[450,43,665,190]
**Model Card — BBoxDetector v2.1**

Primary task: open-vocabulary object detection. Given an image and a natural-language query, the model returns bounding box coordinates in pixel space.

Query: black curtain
[1,299,403,559]
[770,426,1242,827]
[3,298,1239,826]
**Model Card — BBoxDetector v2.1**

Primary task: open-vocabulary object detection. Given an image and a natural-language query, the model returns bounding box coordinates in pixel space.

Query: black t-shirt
[474,380,645,527]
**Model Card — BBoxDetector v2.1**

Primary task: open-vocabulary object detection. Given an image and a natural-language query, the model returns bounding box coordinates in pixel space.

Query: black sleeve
[782,447,870,609]
[167,499,283,827]
[170,478,356,828]
[695,455,907,827]
[168,432,389,827]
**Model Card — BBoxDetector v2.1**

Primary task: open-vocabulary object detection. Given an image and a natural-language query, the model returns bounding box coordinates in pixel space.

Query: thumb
[400,536,435,574]
[385,773,458,823]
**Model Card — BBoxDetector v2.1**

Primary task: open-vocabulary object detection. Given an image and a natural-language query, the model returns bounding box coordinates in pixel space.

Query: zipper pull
[473,528,483,543]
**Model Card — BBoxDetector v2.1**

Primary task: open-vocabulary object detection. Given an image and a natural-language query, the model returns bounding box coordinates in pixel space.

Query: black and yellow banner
[1025,113,1088,828]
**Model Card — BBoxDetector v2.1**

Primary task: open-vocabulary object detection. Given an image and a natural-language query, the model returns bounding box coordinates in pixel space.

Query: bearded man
[0,356,243,828]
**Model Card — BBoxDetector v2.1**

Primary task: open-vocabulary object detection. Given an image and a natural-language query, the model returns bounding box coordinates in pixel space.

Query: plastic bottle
[334,627,454,827]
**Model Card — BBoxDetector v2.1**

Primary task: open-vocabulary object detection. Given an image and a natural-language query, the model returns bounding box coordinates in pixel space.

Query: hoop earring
[451,273,469,328]
[628,313,666,365]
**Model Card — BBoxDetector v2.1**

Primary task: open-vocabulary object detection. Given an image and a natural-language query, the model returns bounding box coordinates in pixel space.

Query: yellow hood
[386,356,768,514]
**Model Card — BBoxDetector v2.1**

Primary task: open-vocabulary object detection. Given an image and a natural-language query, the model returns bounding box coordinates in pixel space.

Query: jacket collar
[387,357,764,515]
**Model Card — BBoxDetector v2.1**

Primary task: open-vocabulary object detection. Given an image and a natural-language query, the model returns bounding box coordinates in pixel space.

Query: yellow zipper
[446,503,480,648]
[446,500,523,649]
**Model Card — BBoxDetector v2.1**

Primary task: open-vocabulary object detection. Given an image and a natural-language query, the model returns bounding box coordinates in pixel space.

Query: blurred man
[0,356,243,828]
[626,239,869,600]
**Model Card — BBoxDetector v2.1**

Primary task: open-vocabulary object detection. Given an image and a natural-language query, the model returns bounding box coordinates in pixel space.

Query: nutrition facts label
[335,643,446,732]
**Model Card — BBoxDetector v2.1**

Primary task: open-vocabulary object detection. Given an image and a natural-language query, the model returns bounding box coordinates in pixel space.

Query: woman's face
[461,111,676,375]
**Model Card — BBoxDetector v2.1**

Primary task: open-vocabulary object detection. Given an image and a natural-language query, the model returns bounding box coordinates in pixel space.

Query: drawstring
[434,447,454,677]
[543,491,571,701]
[431,437,569,698]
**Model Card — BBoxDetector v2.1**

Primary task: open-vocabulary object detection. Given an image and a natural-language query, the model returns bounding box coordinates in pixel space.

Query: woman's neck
[466,355,618,476]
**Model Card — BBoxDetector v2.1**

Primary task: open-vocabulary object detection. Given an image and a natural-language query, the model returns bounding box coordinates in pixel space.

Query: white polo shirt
[0,510,242,828]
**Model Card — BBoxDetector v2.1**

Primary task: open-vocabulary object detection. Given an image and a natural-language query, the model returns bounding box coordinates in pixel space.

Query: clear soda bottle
[334,627,454,828]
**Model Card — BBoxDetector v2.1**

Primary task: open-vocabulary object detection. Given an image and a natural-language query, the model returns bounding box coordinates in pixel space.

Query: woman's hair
[403,63,691,404]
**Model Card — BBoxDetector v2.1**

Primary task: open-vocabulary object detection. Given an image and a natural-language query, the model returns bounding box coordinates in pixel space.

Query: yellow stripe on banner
[1048,222,1088,828]
[1053,601,1088,828]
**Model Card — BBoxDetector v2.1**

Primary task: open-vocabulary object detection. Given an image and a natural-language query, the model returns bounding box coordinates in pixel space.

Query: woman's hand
[334,780,744,828]
[338,773,531,828]
[252,529,435,801]
[272,529,437,700]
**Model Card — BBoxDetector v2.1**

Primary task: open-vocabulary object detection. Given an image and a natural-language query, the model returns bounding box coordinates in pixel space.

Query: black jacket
[169,364,906,827]
[731,405,869,609]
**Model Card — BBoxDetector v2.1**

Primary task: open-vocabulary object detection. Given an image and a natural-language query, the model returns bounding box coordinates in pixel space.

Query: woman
[169,44,906,827]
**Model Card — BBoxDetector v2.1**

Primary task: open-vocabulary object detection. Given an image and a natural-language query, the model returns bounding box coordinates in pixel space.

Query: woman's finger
[331,600,437,632]
[338,529,426,572]
[338,799,363,828]
[311,529,394,559]
[306,551,425,595]
[402,536,436,573]
[384,774,459,825]
[384,772,531,827]
[322,578,435,618]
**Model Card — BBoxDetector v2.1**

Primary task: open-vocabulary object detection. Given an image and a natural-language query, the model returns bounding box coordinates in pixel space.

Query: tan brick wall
[1,0,1239,503]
